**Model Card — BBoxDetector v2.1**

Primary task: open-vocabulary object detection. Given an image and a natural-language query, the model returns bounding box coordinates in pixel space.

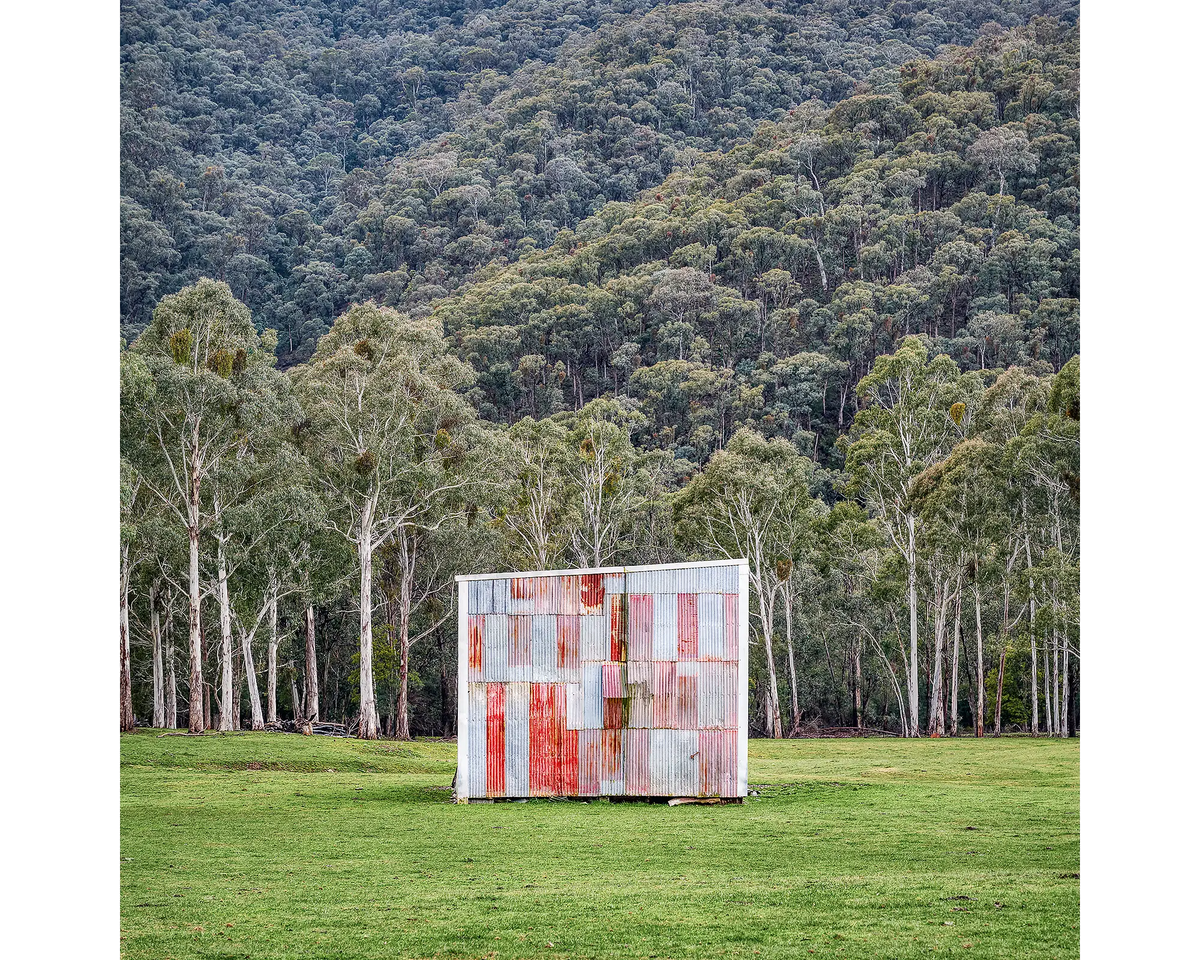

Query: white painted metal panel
[652,592,678,661]
[504,682,530,799]
[456,580,469,800]
[531,614,557,682]
[484,615,508,682]
[467,682,487,796]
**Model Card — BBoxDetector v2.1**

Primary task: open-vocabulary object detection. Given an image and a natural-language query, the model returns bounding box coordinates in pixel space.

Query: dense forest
[120,0,1080,740]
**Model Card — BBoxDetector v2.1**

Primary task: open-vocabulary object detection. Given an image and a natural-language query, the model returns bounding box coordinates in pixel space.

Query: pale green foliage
[291,302,484,528]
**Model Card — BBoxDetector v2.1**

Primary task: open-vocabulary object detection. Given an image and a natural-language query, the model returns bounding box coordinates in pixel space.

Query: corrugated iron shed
[456,559,748,800]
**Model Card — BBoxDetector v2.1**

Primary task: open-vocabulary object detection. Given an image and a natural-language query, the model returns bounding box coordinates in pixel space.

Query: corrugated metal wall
[458,561,746,799]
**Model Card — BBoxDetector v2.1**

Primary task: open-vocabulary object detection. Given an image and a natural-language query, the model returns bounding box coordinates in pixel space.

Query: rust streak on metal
[627,593,653,661]
[609,592,628,663]
[580,573,605,613]
[677,593,698,661]
[486,682,506,797]
[556,615,580,671]
[468,615,484,680]
[508,615,532,668]
[461,562,745,800]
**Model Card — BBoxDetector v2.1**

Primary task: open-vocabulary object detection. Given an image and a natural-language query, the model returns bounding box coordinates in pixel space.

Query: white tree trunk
[1060,632,1070,738]
[120,544,135,732]
[357,505,380,739]
[949,579,962,736]
[240,623,265,731]
[187,515,204,733]
[187,423,205,733]
[1051,626,1061,735]
[1043,640,1054,736]
[266,580,278,725]
[216,535,235,731]
[165,606,178,729]
[927,578,949,737]
[151,580,165,728]
[754,583,783,739]
[906,514,920,737]
[394,533,417,741]
[1022,516,1039,736]
[974,585,985,738]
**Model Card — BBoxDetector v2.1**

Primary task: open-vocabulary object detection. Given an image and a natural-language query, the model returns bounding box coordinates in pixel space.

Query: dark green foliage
[121,0,1078,367]
[121,4,1082,741]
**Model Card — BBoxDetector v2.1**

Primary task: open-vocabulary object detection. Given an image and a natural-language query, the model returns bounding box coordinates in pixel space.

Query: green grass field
[120,732,1079,959]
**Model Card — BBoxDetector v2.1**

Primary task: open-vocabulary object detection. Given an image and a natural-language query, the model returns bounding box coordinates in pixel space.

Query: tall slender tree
[128,279,278,733]
[292,303,487,739]
[841,337,963,736]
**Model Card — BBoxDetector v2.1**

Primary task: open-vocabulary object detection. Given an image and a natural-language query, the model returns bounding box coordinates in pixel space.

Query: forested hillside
[120,1,1080,743]
[121,0,1077,362]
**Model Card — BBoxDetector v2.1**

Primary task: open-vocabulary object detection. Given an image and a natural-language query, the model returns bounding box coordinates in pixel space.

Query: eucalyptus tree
[129,279,278,733]
[562,400,648,569]
[813,502,897,733]
[223,466,323,730]
[1010,357,1080,736]
[840,336,964,736]
[378,514,499,738]
[914,438,1006,736]
[203,351,296,731]
[292,302,489,739]
[119,459,144,732]
[496,416,573,570]
[137,512,188,729]
[976,366,1049,733]
[675,428,816,738]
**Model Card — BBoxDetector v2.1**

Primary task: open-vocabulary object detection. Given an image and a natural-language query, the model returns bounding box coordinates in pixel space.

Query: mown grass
[121,732,1079,959]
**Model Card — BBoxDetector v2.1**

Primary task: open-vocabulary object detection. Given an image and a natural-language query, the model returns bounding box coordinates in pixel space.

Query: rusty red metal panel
[609,592,628,662]
[556,615,580,672]
[486,682,506,797]
[603,697,627,730]
[627,593,653,661]
[624,728,650,795]
[677,593,698,661]
[551,683,565,794]
[578,729,602,796]
[698,728,723,797]
[508,615,532,685]
[653,661,677,729]
[468,615,484,681]
[528,683,573,796]
[724,592,739,661]
[580,573,605,614]
[528,681,553,797]
[509,576,534,615]
[561,727,580,795]
[676,661,698,730]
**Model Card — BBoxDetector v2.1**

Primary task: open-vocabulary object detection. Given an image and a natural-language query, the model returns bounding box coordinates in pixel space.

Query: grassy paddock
[120,732,1079,959]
